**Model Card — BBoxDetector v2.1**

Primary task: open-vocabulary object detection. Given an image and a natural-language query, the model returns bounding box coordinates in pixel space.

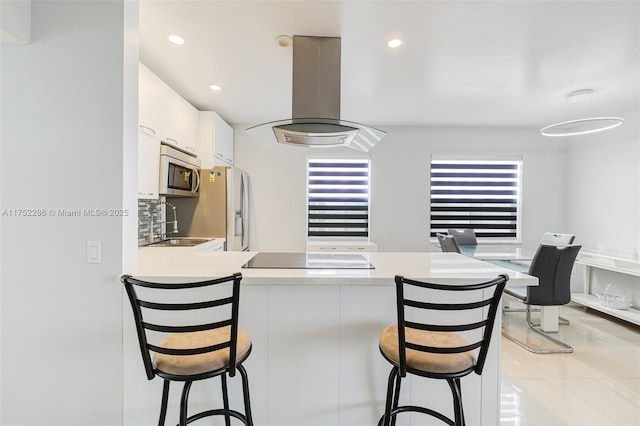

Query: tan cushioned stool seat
[154,326,251,376]
[379,325,475,374]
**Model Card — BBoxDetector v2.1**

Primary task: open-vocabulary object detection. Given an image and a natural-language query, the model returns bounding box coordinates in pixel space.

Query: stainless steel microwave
[159,144,201,197]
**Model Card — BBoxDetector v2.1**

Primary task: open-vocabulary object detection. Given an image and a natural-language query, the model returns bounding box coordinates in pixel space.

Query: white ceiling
[140,1,640,130]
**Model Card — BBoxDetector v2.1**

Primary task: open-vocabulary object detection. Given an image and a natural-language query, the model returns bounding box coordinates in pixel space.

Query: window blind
[308,159,370,238]
[430,159,521,241]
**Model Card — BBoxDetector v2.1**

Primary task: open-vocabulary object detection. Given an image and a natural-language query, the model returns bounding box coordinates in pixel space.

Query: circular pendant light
[540,116,624,137]
[540,89,624,137]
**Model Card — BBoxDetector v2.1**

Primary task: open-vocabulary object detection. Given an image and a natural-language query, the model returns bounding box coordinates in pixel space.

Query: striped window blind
[430,158,522,241]
[307,159,370,238]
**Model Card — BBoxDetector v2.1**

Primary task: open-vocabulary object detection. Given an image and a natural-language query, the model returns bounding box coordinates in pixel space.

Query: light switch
[87,241,102,264]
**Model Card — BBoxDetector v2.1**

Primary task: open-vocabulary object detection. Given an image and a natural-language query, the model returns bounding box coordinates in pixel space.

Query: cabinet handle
[215,153,223,159]
[192,168,201,194]
[166,137,178,145]
[186,146,195,153]
[139,125,156,136]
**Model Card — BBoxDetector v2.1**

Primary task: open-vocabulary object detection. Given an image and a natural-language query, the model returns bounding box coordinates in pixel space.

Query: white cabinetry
[181,101,199,156]
[138,62,200,199]
[161,87,183,149]
[138,63,163,139]
[198,111,234,169]
[138,63,163,199]
[137,132,160,199]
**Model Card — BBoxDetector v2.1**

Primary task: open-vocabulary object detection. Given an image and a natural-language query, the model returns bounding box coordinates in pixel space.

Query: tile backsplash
[138,199,162,245]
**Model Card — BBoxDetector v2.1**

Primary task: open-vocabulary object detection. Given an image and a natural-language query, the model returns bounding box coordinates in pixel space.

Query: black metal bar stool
[121,272,253,426]
[378,274,508,426]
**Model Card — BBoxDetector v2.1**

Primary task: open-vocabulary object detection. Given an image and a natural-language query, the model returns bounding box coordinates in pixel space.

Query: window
[430,157,522,242]
[307,159,370,238]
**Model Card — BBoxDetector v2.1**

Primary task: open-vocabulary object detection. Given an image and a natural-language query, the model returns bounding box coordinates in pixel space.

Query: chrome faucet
[149,201,179,242]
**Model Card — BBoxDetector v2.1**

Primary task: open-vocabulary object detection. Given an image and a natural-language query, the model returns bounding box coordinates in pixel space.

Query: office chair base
[502,309,573,354]
[503,306,570,325]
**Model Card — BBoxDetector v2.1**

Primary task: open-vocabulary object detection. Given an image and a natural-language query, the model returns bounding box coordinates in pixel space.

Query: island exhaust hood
[246,35,386,152]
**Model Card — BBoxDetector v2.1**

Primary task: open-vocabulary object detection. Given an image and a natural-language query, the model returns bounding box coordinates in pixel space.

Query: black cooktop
[242,252,374,269]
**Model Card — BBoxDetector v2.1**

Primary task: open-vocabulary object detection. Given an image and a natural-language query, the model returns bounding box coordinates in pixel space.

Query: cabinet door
[162,87,183,148]
[181,100,199,156]
[137,131,160,199]
[138,63,163,139]
[214,113,234,166]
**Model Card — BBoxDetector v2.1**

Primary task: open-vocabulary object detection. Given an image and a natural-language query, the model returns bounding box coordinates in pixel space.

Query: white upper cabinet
[214,114,234,166]
[137,131,161,199]
[181,100,199,156]
[138,62,200,199]
[138,63,164,139]
[199,111,234,169]
[161,87,183,149]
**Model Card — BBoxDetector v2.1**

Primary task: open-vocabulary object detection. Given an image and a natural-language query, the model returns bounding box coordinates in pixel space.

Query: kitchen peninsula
[125,248,537,425]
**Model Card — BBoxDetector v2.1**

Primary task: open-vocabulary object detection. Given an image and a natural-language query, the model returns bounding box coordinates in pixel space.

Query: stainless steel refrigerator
[169,166,249,251]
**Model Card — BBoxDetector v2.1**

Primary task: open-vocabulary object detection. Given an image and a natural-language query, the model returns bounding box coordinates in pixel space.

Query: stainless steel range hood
[246,36,386,152]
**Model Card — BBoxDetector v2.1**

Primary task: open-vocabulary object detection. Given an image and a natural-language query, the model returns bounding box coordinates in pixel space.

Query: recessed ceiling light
[168,34,185,45]
[387,38,402,48]
[566,88,594,103]
[209,85,221,91]
[276,35,293,48]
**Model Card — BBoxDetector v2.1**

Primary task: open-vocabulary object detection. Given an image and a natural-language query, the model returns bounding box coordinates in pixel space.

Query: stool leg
[447,378,464,426]
[238,365,254,426]
[390,369,402,426]
[158,380,170,426]
[380,366,399,426]
[179,381,193,426]
[221,374,231,426]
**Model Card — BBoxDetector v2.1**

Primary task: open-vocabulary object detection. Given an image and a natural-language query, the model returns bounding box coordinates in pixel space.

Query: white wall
[565,108,640,296]
[565,108,640,256]
[234,125,567,252]
[0,1,137,424]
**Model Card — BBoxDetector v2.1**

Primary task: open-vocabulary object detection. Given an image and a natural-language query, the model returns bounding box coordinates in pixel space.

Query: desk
[127,249,536,426]
[459,245,535,262]
[459,245,535,273]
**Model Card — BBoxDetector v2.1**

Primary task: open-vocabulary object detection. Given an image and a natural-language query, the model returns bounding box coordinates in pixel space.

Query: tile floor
[500,299,640,426]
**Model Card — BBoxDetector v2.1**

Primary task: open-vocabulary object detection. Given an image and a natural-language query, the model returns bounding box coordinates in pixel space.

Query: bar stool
[121,272,253,426]
[378,274,508,426]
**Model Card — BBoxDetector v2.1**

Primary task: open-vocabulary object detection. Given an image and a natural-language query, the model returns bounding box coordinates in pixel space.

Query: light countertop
[132,248,538,286]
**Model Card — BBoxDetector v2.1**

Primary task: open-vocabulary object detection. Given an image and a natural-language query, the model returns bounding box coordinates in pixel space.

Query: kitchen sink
[144,238,213,247]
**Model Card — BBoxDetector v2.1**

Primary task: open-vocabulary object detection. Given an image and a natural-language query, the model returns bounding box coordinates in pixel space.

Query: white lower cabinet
[124,280,492,425]
[267,286,341,425]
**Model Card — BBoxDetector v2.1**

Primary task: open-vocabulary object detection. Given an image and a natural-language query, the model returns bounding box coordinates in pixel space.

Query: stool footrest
[185,408,249,425]
[379,405,455,426]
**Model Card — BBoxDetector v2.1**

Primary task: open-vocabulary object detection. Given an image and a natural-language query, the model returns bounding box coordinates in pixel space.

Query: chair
[540,232,575,245]
[121,273,253,425]
[502,244,581,354]
[503,232,576,323]
[447,228,478,246]
[378,274,509,426]
[436,233,461,253]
